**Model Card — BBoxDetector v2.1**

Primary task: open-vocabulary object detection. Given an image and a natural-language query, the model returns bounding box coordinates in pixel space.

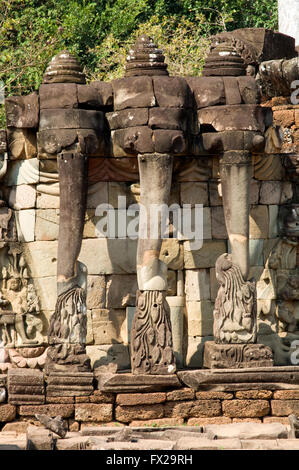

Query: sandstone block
[159,239,184,270]
[107,108,148,130]
[209,181,222,206]
[39,109,104,131]
[149,108,189,131]
[115,404,164,423]
[77,84,104,109]
[0,405,16,422]
[196,391,233,400]
[5,92,39,128]
[36,189,60,209]
[89,391,115,404]
[153,76,192,108]
[87,276,106,309]
[204,422,287,440]
[187,417,231,425]
[237,76,259,104]
[35,209,59,241]
[4,158,39,186]
[166,388,195,401]
[15,209,35,242]
[235,390,273,399]
[222,400,270,418]
[184,240,227,269]
[271,400,299,416]
[116,392,166,406]
[112,77,155,110]
[273,390,299,399]
[75,404,113,422]
[106,274,137,308]
[197,105,268,132]
[185,269,210,301]
[186,77,225,108]
[153,129,186,154]
[249,205,269,239]
[211,206,227,239]
[187,300,214,336]
[19,404,74,418]
[164,400,221,418]
[89,81,113,107]
[223,77,242,105]
[273,109,295,127]
[87,344,130,370]
[185,335,213,368]
[112,126,154,155]
[39,83,78,109]
[8,185,36,210]
[26,425,55,450]
[260,181,282,205]
[129,418,184,427]
[180,182,208,207]
[91,308,125,344]
[7,128,37,159]
[268,205,279,238]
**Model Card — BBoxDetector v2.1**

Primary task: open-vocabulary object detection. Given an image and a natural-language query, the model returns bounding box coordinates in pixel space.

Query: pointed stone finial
[125,34,169,76]
[42,50,86,84]
[202,43,246,76]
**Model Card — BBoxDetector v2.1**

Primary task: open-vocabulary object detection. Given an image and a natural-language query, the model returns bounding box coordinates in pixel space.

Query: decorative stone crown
[42,50,86,84]
[202,42,246,77]
[125,34,169,76]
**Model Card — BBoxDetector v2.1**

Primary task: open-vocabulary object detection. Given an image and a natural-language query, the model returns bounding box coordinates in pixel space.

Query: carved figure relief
[213,253,257,344]
[0,244,43,348]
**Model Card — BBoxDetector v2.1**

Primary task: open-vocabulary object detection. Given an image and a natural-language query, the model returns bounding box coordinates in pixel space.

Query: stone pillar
[130,153,176,375]
[279,0,299,47]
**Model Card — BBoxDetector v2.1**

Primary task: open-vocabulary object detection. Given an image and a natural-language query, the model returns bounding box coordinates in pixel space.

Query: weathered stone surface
[197,105,270,132]
[35,414,67,438]
[149,108,189,131]
[185,335,213,368]
[106,274,137,308]
[8,184,36,210]
[204,422,288,439]
[15,209,35,242]
[2,421,29,433]
[39,109,104,130]
[91,308,125,344]
[273,390,299,399]
[174,437,242,450]
[211,206,228,239]
[271,400,299,416]
[88,438,175,450]
[235,390,273,399]
[107,108,148,130]
[96,372,181,393]
[26,425,55,450]
[186,77,225,108]
[237,76,259,104]
[55,435,90,450]
[222,400,270,418]
[77,84,104,109]
[87,344,130,370]
[115,404,164,423]
[164,400,221,418]
[86,276,106,309]
[0,405,16,422]
[159,239,184,270]
[196,391,233,400]
[5,93,39,128]
[112,127,154,155]
[187,417,232,425]
[187,300,214,336]
[249,205,269,239]
[166,388,195,401]
[4,158,39,186]
[75,404,113,422]
[0,129,7,152]
[129,418,184,427]
[259,181,282,205]
[153,129,186,154]
[185,269,210,301]
[19,405,74,418]
[184,240,227,269]
[178,367,299,390]
[7,128,37,159]
[89,81,113,107]
[153,76,192,108]
[180,181,209,206]
[112,77,155,110]
[116,393,166,406]
[223,77,242,105]
[39,83,78,109]
[35,209,59,241]
[89,391,115,404]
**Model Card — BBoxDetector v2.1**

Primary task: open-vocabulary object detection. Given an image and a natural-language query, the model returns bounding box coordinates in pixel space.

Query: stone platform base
[203,341,274,369]
[1,367,299,429]
[46,371,94,397]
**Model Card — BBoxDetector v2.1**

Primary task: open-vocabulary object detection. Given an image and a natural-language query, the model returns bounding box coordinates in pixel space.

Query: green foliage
[0,0,279,127]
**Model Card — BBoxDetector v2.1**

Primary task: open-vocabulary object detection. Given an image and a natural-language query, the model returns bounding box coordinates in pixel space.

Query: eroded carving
[131,290,175,375]
[213,253,257,344]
